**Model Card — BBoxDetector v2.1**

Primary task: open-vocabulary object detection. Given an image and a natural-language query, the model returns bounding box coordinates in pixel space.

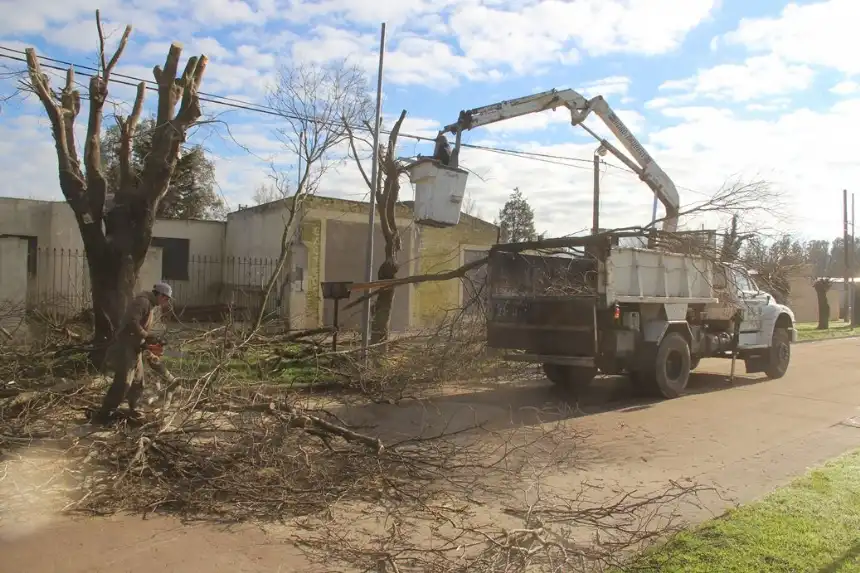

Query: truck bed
[485,236,719,361]
[486,250,598,358]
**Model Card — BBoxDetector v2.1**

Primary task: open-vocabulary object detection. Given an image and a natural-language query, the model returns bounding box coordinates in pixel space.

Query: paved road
[3,337,860,572]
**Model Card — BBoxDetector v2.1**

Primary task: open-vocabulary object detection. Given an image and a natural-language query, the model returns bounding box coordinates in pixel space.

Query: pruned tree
[813,277,833,330]
[498,187,536,243]
[23,11,207,362]
[346,110,409,344]
[101,118,224,220]
[253,61,371,331]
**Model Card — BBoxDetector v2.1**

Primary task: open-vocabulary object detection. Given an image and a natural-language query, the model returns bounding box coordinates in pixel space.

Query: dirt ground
[3,337,860,572]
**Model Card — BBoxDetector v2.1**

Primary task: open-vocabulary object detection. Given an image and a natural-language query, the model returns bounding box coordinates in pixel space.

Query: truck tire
[764,327,791,379]
[631,333,691,399]
[542,363,597,392]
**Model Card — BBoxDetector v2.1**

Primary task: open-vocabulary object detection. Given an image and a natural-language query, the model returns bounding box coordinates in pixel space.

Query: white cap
[153,282,173,298]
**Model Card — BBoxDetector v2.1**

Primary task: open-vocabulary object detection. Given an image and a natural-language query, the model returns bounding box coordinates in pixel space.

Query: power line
[0,44,716,199]
[0,46,615,169]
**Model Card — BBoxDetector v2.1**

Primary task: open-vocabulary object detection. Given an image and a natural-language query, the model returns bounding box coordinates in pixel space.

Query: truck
[432,88,796,398]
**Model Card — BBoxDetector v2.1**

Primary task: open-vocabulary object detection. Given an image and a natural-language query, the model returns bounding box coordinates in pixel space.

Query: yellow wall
[412,217,497,329]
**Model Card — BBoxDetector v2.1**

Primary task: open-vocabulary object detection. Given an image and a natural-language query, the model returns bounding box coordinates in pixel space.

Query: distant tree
[461,189,482,219]
[740,234,806,304]
[252,182,285,205]
[102,117,224,220]
[806,239,832,277]
[498,187,536,243]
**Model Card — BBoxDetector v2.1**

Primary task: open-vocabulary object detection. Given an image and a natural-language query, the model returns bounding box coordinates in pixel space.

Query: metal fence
[24,248,288,321]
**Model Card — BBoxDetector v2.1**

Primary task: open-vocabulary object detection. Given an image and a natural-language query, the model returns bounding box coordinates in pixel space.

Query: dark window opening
[1,234,37,276]
[151,237,190,281]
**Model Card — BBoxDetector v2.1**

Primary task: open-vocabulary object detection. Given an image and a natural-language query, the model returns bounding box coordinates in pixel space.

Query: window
[731,268,754,294]
[0,234,37,276]
[150,237,190,281]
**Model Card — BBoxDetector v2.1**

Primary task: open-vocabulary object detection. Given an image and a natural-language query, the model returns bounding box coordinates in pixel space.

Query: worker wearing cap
[98,282,174,419]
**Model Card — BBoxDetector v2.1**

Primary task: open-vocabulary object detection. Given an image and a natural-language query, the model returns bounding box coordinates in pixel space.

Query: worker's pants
[100,344,175,414]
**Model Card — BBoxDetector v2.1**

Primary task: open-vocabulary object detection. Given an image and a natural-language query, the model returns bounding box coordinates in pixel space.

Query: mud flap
[744,356,767,374]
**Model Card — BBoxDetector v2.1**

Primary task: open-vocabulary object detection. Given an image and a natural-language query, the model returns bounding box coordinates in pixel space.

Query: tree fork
[24,11,207,365]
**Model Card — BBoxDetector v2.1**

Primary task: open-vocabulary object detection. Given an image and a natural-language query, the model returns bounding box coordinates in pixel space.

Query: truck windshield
[732,269,755,293]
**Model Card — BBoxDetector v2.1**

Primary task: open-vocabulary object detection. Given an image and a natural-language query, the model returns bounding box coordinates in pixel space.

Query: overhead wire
[0,46,614,169]
[0,44,716,199]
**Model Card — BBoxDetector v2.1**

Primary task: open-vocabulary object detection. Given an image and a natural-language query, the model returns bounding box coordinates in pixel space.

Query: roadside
[628,448,860,573]
[797,321,858,342]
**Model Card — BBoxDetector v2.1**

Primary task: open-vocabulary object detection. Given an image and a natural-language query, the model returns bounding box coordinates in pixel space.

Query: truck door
[731,268,768,347]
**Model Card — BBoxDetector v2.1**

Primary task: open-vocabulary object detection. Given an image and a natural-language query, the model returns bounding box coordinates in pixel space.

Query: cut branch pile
[2,317,714,573]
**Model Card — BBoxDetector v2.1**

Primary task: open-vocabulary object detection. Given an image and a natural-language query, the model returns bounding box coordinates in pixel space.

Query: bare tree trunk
[88,248,139,363]
[814,279,832,330]
[370,259,398,344]
[347,110,408,345]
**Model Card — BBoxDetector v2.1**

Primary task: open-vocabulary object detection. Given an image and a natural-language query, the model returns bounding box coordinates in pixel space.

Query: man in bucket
[97,282,175,421]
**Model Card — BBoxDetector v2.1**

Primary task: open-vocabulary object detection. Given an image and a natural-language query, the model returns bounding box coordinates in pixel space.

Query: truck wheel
[764,327,791,379]
[542,363,597,392]
[632,333,691,399]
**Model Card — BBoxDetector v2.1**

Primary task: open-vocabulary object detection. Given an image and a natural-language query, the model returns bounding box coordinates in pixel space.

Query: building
[785,265,841,323]
[0,196,498,332]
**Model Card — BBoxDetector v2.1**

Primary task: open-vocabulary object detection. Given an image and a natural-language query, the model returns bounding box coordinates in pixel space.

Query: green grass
[796,321,859,342]
[163,345,327,387]
[627,450,860,573]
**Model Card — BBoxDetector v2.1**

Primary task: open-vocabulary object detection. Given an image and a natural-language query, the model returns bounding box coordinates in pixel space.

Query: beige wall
[0,198,227,313]
[786,269,840,324]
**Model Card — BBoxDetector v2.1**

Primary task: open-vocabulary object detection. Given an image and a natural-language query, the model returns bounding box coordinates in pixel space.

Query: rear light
[613,304,621,321]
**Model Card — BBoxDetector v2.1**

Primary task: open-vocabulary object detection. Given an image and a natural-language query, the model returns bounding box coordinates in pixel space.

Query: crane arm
[441,88,679,233]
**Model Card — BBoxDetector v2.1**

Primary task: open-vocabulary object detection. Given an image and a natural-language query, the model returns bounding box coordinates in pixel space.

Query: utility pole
[844,189,852,325]
[361,23,386,356]
[592,153,600,234]
[853,192,857,327]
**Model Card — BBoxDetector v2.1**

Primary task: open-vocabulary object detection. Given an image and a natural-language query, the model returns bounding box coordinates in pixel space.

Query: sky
[0,0,858,241]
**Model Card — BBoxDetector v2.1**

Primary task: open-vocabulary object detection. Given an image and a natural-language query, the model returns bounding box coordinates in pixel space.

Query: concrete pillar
[0,237,29,335]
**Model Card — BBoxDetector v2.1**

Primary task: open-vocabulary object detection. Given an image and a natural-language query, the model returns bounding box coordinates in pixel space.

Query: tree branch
[119,82,146,192]
[344,256,489,311]
[345,120,373,191]
[24,48,86,197]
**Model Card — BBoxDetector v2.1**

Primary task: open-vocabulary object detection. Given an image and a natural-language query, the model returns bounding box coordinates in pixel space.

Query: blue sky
[1,0,858,240]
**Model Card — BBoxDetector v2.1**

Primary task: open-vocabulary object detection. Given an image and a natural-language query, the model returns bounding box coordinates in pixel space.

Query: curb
[796,334,860,345]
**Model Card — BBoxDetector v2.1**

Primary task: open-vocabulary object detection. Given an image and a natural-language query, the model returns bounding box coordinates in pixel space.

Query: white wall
[0,198,228,311]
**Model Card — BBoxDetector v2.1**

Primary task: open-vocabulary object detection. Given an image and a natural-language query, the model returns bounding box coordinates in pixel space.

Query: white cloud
[723,0,860,75]
[659,55,814,102]
[831,80,860,96]
[581,76,631,99]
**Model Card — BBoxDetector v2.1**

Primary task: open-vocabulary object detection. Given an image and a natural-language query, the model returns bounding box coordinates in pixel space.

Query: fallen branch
[344,256,488,311]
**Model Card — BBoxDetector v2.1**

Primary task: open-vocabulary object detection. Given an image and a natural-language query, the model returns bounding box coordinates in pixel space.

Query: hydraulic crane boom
[439,88,679,233]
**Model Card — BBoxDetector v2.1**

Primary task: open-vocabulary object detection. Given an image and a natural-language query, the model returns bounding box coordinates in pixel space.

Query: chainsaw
[143,335,166,356]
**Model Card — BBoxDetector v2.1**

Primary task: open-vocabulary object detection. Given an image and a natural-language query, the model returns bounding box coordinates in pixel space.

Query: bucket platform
[407,158,469,228]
